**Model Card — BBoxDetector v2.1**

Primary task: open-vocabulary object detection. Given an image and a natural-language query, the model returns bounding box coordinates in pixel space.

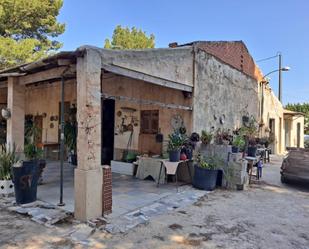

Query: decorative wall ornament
[219,114,225,125]
[171,114,184,130]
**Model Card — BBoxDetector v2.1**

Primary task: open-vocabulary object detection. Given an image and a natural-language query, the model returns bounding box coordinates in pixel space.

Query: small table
[257,148,271,164]
[245,156,262,184]
[157,159,192,189]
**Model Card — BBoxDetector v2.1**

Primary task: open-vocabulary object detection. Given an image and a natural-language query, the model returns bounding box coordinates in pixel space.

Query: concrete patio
[37,161,181,218]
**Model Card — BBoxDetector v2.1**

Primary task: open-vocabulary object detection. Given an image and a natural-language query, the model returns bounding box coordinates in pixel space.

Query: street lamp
[263,66,290,78]
[258,53,290,102]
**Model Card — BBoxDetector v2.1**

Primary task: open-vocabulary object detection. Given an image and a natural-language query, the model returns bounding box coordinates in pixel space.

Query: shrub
[196,154,224,170]
[0,144,19,180]
[232,135,245,149]
[24,143,43,161]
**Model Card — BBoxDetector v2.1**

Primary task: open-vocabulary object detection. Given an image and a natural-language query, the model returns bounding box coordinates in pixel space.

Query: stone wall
[193,50,259,133]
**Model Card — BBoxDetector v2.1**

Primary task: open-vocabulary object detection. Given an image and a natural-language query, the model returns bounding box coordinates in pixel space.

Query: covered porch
[0,45,194,221]
[284,109,305,149]
[38,161,181,218]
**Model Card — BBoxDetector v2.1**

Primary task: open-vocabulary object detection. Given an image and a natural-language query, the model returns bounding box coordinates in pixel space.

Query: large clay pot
[12,161,39,204]
[193,164,218,191]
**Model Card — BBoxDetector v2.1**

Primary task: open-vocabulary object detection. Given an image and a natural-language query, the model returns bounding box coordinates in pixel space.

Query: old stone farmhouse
[0,41,304,220]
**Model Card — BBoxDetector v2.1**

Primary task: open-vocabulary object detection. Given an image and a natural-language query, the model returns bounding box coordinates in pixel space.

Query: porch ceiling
[102,63,192,92]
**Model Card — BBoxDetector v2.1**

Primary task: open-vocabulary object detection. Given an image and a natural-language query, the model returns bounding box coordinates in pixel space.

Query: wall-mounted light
[1,108,11,120]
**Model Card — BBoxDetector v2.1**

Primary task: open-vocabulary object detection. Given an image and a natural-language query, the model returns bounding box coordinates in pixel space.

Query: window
[140,110,159,134]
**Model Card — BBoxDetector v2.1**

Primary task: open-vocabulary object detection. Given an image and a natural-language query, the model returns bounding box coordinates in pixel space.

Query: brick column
[7,77,25,155]
[74,48,103,221]
[102,165,112,215]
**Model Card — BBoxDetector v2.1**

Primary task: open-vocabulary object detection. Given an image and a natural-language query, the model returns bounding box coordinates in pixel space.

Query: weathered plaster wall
[285,115,305,148]
[102,75,192,159]
[261,87,285,154]
[99,47,194,87]
[260,85,305,153]
[25,80,77,143]
[291,116,304,147]
[0,87,7,103]
[193,50,259,133]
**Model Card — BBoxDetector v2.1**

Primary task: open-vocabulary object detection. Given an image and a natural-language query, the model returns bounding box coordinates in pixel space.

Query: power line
[256,54,278,62]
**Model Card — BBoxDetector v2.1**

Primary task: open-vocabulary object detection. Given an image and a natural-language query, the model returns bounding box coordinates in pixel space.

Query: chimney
[169,42,178,48]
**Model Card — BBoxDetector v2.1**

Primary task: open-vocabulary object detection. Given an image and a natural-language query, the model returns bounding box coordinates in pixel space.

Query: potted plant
[64,106,77,165]
[247,138,257,157]
[214,129,232,145]
[193,154,223,191]
[167,131,185,162]
[24,119,46,183]
[232,135,245,153]
[201,130,213,145]
[12,143,42,204]
[260,135,275,148]
[181,132,200,160]
[0,144,19,195]
[239,116,259,157]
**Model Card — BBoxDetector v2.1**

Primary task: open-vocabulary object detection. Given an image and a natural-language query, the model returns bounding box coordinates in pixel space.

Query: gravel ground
[1,155,309,249]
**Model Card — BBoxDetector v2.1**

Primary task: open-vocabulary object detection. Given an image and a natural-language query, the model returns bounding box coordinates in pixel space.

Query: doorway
[102,99,115,165]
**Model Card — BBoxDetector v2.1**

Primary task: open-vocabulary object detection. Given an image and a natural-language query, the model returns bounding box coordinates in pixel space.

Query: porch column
[74,48,103,221]
[6,77,25,154]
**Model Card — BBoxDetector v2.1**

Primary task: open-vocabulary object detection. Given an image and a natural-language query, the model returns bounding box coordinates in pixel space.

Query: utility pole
[278,53,282,102]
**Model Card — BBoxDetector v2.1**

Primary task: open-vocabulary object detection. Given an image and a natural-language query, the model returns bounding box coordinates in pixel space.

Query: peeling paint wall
[102,75,192,159]
[261,87,285,153]
[290,116,304,147]
[193,50,259,133]
[0,87,7,103]
[100,47,194,87]
[25,80,77,143]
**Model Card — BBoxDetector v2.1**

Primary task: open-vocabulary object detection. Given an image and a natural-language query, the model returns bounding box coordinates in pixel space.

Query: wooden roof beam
[19,65,76,85]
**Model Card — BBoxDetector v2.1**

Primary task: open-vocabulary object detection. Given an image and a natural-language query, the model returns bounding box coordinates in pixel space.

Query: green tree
[0,0,65,69]
[104,25,155,49]
[285,103,309,134]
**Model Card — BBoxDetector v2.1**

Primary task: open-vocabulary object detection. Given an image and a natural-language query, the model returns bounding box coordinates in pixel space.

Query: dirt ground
[1,156,309,249]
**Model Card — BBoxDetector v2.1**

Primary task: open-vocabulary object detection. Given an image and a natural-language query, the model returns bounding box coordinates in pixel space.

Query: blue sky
[58,0,309,105]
